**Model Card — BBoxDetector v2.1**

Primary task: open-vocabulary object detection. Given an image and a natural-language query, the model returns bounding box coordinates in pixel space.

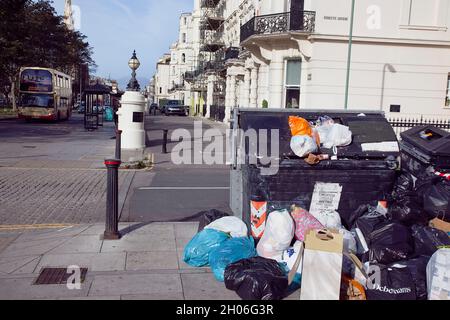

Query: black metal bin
[400,125,450,177]
[230,109,400,229]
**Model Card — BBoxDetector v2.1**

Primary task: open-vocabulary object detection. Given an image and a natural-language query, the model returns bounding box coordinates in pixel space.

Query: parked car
[163,100,188,116]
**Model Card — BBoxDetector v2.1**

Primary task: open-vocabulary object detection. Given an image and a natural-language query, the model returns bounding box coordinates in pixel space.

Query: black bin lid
[400,126,450,157]
[237,109,399,160]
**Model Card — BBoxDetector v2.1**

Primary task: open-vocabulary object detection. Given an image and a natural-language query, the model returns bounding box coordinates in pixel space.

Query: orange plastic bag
[289,116,312,137]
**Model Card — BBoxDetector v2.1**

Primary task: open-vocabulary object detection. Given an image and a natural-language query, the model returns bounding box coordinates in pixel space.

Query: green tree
[0,0,95,110]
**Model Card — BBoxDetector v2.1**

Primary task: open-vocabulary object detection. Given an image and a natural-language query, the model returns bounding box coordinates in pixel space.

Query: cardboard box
[430,218,450,234]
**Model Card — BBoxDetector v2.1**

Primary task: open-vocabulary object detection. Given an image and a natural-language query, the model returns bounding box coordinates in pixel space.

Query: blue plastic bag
[183,229,230,267]
[209,237,257,282]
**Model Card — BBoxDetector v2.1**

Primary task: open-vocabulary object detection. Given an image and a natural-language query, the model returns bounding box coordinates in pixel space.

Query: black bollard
[162,129,168,154]
[104,159,121,240]
[115,130,122,160]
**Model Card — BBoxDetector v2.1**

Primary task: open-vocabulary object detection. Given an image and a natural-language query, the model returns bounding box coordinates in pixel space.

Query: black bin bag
[224,257,288,300]
[411,225,450,257]
[366,264,417,300]
[392,172,416,199]
[395,256,430,301]
[351,205,389,239]
[366,223,414,265]
[389,196,429,226]
[197,209,230,232]
[421,179,450,222]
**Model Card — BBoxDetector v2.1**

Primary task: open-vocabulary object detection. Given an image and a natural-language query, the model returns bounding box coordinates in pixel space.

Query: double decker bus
[18,67,73,121]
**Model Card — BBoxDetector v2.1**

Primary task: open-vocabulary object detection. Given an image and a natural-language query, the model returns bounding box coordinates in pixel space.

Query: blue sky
[53,0,193,88]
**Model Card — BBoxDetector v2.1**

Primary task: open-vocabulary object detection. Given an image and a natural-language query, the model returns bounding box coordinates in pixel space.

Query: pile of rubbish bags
[184,197,449,300]
[183,120,449,300]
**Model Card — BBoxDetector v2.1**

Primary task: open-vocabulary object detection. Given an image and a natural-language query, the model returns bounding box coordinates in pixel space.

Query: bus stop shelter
[83,83,111,131]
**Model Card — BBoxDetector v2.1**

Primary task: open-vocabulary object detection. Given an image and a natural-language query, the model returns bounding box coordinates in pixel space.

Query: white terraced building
[154,0,450,129]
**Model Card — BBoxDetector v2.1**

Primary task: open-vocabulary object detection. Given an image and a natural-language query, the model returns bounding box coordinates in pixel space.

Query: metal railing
[168,83,185,93]
[210,105,225,122]
[387,114,450,139]
[200,0,220,8]
[240,11,316,43]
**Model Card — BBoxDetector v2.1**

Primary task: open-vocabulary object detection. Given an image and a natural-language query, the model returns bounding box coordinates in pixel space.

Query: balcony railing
[224,47,240,60]
[168,83,185,93]
[240,11,316,43]
[200,0,220,8]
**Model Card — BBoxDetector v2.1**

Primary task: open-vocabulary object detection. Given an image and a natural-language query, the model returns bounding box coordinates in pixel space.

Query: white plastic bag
[310,210,342,230]
[204,216,248,238]
[318,123,352,149]
[257,210,295,259]
[290,135,318,158]
[427,248,450,300]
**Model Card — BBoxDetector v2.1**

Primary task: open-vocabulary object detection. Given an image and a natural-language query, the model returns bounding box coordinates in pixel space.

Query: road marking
[137,187,230,190]
[0,224,76,231]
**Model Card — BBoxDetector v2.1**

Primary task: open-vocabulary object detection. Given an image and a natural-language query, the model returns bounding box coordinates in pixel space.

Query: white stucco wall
[242,0,450,117]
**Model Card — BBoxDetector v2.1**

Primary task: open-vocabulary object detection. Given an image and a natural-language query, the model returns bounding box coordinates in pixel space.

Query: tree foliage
[0,0,95,100]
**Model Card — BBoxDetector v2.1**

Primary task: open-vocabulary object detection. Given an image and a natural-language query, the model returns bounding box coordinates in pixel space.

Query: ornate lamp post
[127,50,141,91]
[117,50,146,151]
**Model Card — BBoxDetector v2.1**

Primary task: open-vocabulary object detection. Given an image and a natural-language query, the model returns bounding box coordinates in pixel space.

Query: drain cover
[34,267,88,285]
[23,146,37,149]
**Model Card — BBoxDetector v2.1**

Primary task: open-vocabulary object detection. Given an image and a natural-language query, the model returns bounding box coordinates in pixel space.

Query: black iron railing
[210,105,225,122]
[225,47,240,60]
[168,83,185,93]
[200,0,220,8]
[240,11,316,43]
[387,115,450,139]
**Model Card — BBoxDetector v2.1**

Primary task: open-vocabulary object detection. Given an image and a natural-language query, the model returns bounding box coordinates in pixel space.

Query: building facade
[155,0,450,123]
[153,53,171,105]
[239,0,450,122]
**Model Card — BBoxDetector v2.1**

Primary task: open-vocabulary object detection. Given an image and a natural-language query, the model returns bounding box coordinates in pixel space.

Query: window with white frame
[285,59,302,109]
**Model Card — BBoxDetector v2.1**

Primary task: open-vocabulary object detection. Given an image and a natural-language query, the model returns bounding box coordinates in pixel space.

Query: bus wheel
[57,112,61,122]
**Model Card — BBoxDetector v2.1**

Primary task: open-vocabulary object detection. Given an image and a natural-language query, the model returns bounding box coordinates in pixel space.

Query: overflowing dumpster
[181,110,450,301]
[230,109,400,229]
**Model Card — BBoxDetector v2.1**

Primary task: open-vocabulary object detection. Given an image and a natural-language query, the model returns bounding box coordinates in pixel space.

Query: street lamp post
[127,50,141,91]
[344,0,356,110]
[117,50,146,150]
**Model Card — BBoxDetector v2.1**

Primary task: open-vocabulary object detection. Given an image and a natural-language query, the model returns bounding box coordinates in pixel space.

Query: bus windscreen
[20,94,54,108]
[20,69,53,92]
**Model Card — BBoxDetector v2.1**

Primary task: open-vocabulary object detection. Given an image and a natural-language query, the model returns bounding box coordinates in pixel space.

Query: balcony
[203,60,225,72]
[184,70,200,83]
[168,83,185,93]
[240,11,316,44]
[201,32,225,52]
[224,47,240,60]
[200,0,220,8]
[200,16,225,31]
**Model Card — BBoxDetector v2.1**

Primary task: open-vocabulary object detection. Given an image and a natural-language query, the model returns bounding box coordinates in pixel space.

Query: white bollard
[117,91,146,150]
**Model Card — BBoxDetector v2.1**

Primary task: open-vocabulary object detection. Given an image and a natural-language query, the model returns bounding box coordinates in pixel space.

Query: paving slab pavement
[0,222,255,300]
